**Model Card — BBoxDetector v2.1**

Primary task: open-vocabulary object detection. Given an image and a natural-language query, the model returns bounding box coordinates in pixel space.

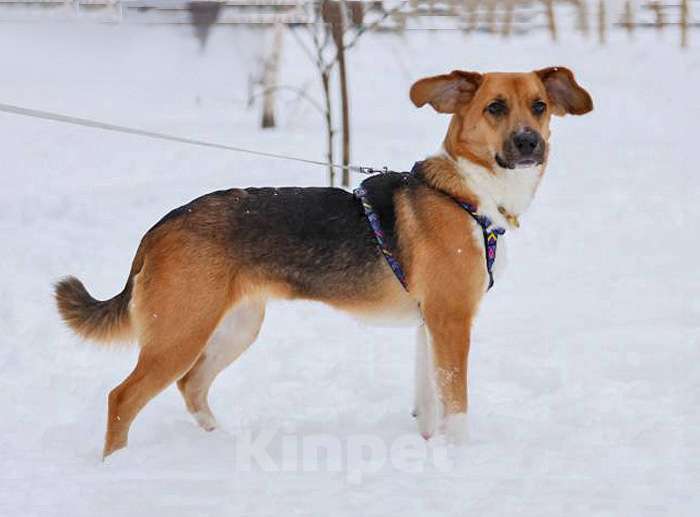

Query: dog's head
[410,67,592,170]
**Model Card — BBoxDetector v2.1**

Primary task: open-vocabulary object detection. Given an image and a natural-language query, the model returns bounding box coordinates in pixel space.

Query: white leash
[0,102,387,176]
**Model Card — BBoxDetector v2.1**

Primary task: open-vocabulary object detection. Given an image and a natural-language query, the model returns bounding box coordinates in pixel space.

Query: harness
[354,162,506,292]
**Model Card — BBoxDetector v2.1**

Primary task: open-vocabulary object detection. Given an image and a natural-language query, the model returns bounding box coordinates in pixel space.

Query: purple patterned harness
[354,162,506,292]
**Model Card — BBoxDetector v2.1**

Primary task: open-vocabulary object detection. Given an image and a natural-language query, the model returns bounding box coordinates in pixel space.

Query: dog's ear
[410,70,483,114]
[535,67,593,116]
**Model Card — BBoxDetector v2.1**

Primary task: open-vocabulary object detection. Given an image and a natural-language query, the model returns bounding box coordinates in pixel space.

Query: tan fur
[412,68,592,173]
[396,186,487,413]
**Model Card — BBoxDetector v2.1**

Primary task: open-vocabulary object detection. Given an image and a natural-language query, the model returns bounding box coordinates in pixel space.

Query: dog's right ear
[410,70,483,114]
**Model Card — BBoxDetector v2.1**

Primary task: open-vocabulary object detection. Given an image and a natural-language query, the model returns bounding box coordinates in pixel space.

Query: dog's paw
[415,400,439,440]
[443,413,468,445]
[193,411,218,432]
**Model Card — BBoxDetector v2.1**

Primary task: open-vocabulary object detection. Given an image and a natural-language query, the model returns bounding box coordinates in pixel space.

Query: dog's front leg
[422,305,472,443]
[413,324,440,439]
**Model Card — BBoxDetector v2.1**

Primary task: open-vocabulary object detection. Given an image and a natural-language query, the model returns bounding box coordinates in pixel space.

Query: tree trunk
[623,1,634,39]
[502,0,514,38]
[649,2,664,33]
[681,0,689,48]
[576,0,589,37]
[544,0,557,42]
[329,2,351,187]
[336,34,350,187]
[261,22,284,129]
[321,70,335,187]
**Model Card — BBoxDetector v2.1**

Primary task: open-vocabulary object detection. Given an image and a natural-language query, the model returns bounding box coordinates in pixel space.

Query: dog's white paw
[414,325,440,440]
[193,410,218,432]
[443,413,469,445]
[416,399,439,440]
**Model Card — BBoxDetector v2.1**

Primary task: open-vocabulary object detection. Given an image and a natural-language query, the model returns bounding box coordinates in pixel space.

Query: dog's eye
[532,101,547,115]
[486,101,507,116]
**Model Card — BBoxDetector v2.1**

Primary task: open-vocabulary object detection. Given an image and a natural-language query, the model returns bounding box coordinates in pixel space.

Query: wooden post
[502,0,514,38]
[681,0,689,48]
[486,0,497,34]
[467,0,479,32]
[623,0,634,39]
[261,22,285,129]
[649,1,665,32]
[576,0,590,37]
[598,0,606,44]
[545,0,557,42]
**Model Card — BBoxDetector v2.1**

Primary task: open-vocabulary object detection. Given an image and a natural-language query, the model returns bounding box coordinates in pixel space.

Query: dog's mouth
[495,154,543,170]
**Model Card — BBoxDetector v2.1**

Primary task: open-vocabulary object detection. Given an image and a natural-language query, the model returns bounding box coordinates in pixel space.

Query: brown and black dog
[55,67,592,457]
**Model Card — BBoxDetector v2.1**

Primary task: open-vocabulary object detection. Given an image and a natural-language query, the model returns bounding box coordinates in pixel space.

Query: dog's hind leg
[103,252,232,458]
[103,308,224,458]
[177,299,265,431]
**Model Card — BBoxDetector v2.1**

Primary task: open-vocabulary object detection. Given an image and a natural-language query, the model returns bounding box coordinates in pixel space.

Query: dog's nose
[512,128,540,156]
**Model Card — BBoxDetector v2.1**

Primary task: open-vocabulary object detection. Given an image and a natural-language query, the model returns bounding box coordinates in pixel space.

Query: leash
[0,100,504,292]
[0,102,391,176]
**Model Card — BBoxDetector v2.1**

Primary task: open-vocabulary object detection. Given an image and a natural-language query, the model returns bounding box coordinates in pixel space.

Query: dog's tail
[55,250,144,344]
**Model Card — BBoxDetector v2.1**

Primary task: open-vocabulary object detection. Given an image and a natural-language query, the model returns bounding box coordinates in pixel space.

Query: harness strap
[454,202,506,290]
[355,186,409,290]
[354,162,506,293]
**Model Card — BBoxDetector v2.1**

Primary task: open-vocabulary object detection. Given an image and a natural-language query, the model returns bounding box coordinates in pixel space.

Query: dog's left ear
[535,67,593,116]
[410,70,483,114]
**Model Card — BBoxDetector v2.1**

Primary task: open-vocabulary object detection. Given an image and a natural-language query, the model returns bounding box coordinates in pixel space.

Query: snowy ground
[1,21,699,517]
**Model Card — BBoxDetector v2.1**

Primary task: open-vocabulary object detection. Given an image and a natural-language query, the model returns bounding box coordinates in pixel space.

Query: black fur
[358,170,424,256]
[147,173,424,300]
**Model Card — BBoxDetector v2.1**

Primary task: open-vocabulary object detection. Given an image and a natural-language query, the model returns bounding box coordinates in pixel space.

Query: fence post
[576,0,590,37]
[598,0,606,44]
[681,0,689,48]
[649,1,665,33]
[545,0,557,42]
[486,0,497,34]
[623,0,634,39]
[467,0,478,32]
[502,0,514,37]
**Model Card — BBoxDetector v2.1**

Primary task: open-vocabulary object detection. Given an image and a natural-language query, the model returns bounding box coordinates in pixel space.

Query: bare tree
[681,0,689,48]
[261,22,285,129]
[622,0,634,39]
[323,1,351,186]
[287,1,405,187]
[288,2,338,185]
[544,0,557,41]
[598,0,607,44]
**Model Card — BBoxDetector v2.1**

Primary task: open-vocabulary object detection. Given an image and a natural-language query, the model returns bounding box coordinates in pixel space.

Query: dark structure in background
[188,1,223,50]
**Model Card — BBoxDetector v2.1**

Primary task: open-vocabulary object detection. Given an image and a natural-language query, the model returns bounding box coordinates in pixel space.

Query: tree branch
[249,85,327,116]
[321,0,409,74]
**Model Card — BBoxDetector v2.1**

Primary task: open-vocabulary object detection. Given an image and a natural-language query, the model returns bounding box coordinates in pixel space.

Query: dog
[55,67,592,457]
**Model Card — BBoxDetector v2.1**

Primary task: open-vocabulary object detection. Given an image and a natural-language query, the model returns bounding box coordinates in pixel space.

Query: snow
[1,21,699,517]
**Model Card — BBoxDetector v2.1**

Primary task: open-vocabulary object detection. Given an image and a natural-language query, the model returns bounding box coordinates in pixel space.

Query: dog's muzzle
[497,128,545,169]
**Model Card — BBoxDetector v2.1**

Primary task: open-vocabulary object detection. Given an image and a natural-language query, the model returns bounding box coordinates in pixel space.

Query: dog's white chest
[456,158,543,229]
